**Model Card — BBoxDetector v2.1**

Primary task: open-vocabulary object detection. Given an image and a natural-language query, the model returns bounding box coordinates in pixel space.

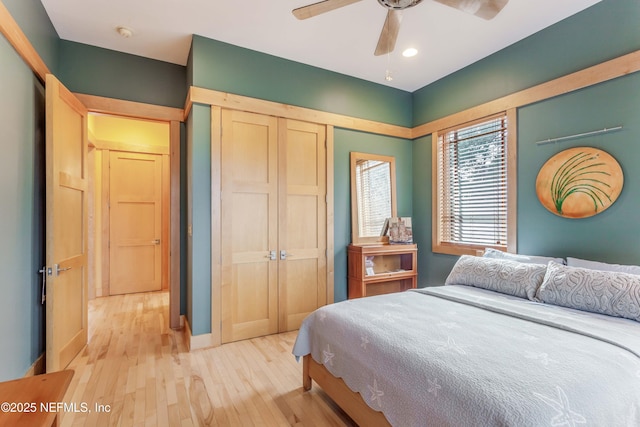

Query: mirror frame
[350,152,397,245]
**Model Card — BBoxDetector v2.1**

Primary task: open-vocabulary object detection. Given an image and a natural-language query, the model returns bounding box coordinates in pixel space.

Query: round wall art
[535,147,623,219]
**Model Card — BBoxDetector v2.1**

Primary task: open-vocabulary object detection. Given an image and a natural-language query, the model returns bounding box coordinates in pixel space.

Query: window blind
[437,114,508,247]
[356,159,391,237]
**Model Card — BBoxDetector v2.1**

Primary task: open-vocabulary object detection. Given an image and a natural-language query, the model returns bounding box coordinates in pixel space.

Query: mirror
[350,152,397,244]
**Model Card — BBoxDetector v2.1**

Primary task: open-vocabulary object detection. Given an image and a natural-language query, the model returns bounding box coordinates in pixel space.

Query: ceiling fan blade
[434,0,508,20]
[292,0,363,20]
[374,10,402,56]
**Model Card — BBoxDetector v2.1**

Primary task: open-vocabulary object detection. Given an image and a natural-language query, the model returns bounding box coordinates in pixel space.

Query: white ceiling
[40,0,601,92]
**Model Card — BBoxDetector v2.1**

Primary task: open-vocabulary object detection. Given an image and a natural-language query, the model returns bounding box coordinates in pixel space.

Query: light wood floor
[60,292,355,427]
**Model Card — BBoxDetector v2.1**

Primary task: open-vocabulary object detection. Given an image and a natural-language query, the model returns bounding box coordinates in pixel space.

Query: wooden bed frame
[302,354,391,426]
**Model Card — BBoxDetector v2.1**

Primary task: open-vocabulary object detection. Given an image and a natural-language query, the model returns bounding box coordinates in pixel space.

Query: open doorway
[80,102,182,331]
[88,114,171,297]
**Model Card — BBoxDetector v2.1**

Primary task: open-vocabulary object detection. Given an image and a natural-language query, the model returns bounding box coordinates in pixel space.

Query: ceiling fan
[292,0,509,56]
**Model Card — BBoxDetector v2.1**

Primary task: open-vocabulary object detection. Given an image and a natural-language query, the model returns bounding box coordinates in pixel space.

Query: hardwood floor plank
[60,291,354,426]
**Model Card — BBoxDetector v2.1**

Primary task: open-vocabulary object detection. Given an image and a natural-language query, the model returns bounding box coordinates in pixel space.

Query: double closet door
[220,109,328,343]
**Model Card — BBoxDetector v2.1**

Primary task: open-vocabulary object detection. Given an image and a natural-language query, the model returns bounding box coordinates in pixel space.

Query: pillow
[566,257,640,276]
[536,261,640,322]
[483,248,565,266]
[445,255,547,300]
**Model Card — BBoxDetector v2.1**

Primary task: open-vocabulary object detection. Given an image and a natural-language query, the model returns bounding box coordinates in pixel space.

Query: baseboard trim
[24,353,45,377]
[183,317,213,351]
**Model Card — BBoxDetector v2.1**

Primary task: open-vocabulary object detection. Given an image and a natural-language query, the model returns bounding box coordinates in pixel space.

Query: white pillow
[566,257,640,276]
[537,261,640,322]
[446,255,547,300]
[483,248,565,266]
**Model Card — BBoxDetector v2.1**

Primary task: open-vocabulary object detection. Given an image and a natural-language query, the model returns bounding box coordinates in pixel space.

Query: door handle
[265,250,277,261]
[280,250,294,260]
[38,267,47,304]
[153,239,161,245]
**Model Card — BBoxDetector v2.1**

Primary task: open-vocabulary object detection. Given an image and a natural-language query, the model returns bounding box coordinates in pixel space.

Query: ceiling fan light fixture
[402,47,418,57]
[377,0,423,10]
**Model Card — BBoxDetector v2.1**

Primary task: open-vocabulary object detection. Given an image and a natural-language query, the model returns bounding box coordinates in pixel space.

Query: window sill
[432,243,506,257]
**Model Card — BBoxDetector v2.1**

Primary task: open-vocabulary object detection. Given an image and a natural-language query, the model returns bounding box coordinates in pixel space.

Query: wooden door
[221,110,279,343]
[45,74,88,372]
[278,119,327,332]
[109,151,163,295]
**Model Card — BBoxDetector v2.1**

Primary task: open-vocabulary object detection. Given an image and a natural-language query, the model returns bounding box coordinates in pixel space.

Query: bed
[293,254,640,426]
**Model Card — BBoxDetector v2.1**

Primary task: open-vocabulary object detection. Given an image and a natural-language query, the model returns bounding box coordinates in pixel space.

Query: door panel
[45,74,88,372]
[221,110,279,343]
[279,119,327,332]
[109,152,162,295]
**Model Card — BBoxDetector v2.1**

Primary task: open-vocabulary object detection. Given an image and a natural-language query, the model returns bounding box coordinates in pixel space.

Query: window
[433,111,516,255]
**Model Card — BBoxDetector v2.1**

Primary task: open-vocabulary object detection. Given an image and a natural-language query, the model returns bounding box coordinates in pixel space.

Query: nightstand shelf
[347,243,417,298]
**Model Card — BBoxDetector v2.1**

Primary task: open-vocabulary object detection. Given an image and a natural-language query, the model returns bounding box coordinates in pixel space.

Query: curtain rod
[535,126,623,145]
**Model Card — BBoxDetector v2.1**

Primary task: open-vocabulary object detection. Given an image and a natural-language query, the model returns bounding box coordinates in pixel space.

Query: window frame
[432,109,517,256]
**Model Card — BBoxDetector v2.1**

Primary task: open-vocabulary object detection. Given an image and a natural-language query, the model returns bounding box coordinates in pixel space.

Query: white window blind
[355,159,391,237]
[437,114,508,248]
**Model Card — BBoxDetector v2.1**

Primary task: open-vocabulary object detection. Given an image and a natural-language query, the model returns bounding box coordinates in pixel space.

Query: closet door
[278,119,327,332]
[221,110,279,343]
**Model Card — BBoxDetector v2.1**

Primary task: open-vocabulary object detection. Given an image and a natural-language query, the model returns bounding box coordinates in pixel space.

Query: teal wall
[0,0,52,380]
[185,105,212,335]
[411,0,640,285]
[57,41,187,108]
[333,129,413,301]
[517,74,640,263]
[191,36,412,127]
[187,35,414,334]
[3,0,59,73]
[412,0,640,125]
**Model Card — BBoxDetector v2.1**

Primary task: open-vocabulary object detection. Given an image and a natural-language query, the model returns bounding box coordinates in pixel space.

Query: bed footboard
[302,355,391,426]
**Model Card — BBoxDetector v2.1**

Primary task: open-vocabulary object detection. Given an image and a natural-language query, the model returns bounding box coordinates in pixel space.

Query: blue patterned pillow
[536,261,640,322]
[445,255,547,300]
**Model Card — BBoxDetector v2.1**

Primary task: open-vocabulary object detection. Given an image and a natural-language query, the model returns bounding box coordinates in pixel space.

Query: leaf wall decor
[536,147,623,219]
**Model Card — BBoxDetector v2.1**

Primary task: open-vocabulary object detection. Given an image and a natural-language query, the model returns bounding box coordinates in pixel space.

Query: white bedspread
[293,285,640,426]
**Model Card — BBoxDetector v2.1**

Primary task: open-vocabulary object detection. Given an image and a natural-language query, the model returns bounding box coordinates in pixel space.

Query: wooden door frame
[77,93,184,329]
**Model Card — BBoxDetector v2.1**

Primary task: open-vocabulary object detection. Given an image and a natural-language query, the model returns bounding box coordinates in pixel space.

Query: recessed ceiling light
[116,26,134,38]
[402,48,418,58]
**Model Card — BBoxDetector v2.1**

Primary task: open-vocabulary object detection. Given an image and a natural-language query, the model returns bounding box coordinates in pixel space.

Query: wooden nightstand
[347,243,417,298]
[0,370,74,427]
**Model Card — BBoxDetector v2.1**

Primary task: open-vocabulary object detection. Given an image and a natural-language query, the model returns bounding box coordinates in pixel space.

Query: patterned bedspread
[292,285,640,426]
